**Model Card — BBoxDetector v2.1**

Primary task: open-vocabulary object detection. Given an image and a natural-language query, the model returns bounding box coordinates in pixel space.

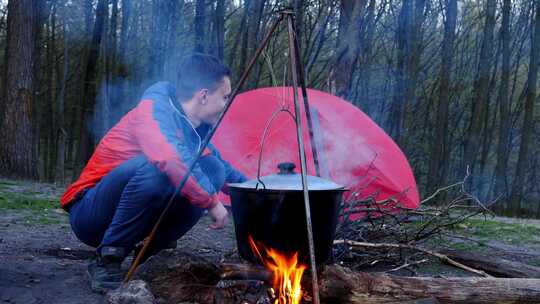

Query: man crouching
[60,53,246,292]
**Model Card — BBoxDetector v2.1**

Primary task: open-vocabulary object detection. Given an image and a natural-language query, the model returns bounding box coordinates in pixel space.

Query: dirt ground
[0,207,240,304]
[1,178,540,304]
[0,179,240,304]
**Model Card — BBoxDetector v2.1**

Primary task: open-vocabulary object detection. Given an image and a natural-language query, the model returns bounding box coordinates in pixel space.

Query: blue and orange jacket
[60,81,246,210]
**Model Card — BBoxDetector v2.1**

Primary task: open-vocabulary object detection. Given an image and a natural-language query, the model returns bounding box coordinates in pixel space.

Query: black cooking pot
[228,162,346,265]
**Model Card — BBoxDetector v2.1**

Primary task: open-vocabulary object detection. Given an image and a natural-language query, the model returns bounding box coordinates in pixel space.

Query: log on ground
[320,265,540,304]
[440,249,540,278]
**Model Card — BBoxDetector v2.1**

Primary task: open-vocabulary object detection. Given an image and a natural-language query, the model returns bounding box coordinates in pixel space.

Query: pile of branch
[334,168,508,276]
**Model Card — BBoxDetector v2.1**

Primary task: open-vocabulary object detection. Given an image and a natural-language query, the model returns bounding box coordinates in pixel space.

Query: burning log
[221,263,272,282]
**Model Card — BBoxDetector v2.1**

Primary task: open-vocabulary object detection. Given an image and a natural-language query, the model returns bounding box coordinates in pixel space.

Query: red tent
[213,87,419,218]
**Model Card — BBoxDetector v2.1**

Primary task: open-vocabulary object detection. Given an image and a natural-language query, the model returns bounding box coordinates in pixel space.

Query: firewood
[135,250,540,303]
[220,263,272,282]
[440,249,540,278]
[319,265,540,303]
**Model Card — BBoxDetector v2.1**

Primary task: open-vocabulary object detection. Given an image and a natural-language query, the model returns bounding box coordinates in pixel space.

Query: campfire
[115,174,540,304]
[248,236,307,304]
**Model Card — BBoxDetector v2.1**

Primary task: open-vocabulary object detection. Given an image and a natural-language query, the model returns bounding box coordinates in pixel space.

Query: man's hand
[208,201,228,229]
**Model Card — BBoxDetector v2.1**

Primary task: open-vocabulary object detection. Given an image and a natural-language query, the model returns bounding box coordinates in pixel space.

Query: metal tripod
[124,9,322,304]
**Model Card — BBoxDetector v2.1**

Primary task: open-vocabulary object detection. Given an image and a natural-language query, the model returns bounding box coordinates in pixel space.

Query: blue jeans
[68,154,225,255]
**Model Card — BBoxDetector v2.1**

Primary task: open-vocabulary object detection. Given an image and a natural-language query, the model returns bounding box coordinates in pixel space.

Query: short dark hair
[176,53,231,102]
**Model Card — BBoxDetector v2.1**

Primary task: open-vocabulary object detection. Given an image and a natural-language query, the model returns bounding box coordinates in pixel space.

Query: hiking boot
[87,246,127,293]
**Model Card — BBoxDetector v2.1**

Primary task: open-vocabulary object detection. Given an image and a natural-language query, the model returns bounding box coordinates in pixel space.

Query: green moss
[0,180,19,186]
[528,258,540,267]
[0,191,57,211]
[0,184,12,192]
[450,218,540,246]
[0,190,64,224]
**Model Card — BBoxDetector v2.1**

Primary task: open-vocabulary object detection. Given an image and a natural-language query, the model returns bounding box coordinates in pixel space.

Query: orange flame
[248,236,306,304]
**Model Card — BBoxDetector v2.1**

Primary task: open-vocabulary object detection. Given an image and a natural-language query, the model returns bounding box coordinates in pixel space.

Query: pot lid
[228,162,345,191]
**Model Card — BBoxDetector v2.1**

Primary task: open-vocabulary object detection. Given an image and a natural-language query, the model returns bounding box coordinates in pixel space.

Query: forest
[0,0,539,218]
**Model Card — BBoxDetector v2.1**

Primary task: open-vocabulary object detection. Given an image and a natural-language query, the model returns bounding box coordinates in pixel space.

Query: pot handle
[256,107,296,190]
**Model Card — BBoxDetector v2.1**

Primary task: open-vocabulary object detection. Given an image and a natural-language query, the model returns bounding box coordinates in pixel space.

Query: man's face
[199,76,231,125]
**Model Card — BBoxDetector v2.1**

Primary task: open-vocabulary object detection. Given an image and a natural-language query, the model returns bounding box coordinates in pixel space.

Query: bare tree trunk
[194,0,206,53]
[67,0,93,175]
[125,0,143,109]
[510,0,540,211]
[33,0,47,181]
[305,4,335,81]
[389,1,410,140]
[74,0,108,176]
[55,7,68,184]
[46,2,58,182]
[110,0,119,75]
[293,0,305,57]
[41,3,54,181]
[462,0,496,185]
[0,0,40,179]
[239,0,250,74]
[213,0,225,60]
[149,0,170,81]
[427,0,457,195]
[114,0,131,123]
[389,0,426,145]
[334,0,366,100]
[164,0,183,80]
[355,0,377,111]
[228,1,248,73]
[245,0,265,89]
[98,0,111,140]
[104,0,118,132]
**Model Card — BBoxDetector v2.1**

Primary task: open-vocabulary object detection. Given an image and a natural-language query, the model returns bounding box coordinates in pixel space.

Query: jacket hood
[141,81,212,137]
[141,81,177,104]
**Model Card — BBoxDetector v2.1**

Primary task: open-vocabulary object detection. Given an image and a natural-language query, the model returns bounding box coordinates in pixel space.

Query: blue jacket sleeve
[207,144,248,194]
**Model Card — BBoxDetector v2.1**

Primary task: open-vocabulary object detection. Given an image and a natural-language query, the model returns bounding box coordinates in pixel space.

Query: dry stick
[412,170,496,242]
[386,258,429,273]
[421,166,496,216]
[420,180,466,205]
[333,239,493,278]
[337,172,499,272]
